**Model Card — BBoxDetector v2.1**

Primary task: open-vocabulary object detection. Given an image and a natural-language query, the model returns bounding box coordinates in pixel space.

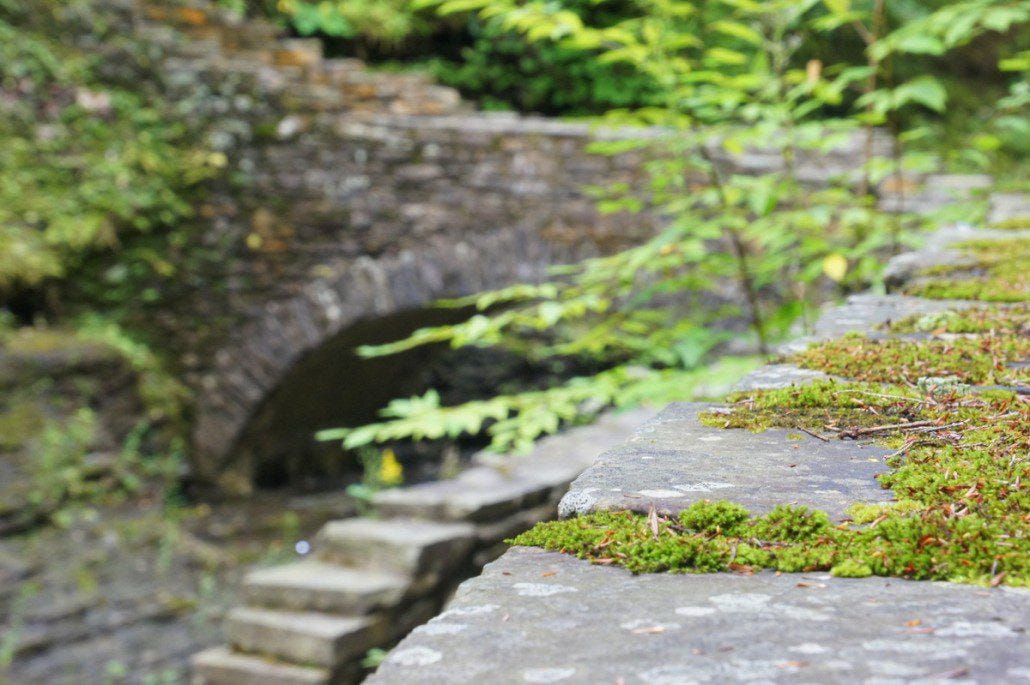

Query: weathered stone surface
[989,193,1029,224]
[242,560,409,614]
[225,607,380,668]
[559,402,893,521]
[368,546,1030,685]
[730,363,829,392]
[883,224,1030,288]
[191,646,332,685]
[316,518,475,578]
[777,293,977,355]
[370,468,553,522]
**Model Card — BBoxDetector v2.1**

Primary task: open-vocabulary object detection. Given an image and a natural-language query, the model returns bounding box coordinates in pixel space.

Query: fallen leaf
[542,572,556,577]
[647,504,660,540]
[779,661,809,669]
[905,619,922,627]
[631,626,666,635]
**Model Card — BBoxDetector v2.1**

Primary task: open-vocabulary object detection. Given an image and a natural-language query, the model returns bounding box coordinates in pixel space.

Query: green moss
[884,304,1029,335]
[990,216,1030,231]
[0,400,45,449]
[831,559,873,578]
[904,238,1030,302]
[678,499,749,536]
[515,379,1029,586]
[788,333,1028,386]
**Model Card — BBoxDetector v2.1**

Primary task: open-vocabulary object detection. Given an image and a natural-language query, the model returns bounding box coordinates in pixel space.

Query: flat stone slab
[777,293,978,355]
[316,518,474,578]
[367,546,1030,685]
[730,363,830,392]
[226,607,379,668]
[882,224,1030,288]
[243,559,409,614]
[559,403,893,521]
[191,646,332,685]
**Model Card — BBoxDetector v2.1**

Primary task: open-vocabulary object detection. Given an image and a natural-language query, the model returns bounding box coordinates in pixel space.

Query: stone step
[191,645,332,685]
[316,518,474,578]
[242,559,410,614]
[370,467,553,522]
[225,607,381,668]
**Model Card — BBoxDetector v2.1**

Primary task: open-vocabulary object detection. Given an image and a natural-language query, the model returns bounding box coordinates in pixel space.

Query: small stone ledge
[366,546,1030,685]
[558,402,893,522]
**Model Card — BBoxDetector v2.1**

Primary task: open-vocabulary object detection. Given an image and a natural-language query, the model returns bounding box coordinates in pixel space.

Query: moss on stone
[904,238,1029,302]
[514,379,1029,586]
[884,304,1029,335]
[990,216,1030,231]
[787,333,1028,386]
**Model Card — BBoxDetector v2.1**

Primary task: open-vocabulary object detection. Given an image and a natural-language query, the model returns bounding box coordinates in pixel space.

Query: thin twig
[798,426,830,442]
[829,419,937,438]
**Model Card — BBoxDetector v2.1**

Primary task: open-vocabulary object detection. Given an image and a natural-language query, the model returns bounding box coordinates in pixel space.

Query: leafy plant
[321,0,936,456]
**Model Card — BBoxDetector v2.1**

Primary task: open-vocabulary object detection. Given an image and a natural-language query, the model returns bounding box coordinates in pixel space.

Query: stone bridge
[129,2,883,493]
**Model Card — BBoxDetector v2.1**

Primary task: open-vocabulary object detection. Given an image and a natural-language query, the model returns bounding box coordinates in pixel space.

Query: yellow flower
[377,449,403,487]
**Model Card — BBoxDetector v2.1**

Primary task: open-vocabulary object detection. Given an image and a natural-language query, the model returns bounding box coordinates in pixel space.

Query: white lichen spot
[869,660,926,677]
[673,482,734,492]
[620,618,681,632]
[708,593,772,611]
[774,604,831,622]
[635,489,685,499]
[697,435,725,442]
[674,606,717,617]
[789,642,829,655]
[638,665,702,685]
[861,639,968,657]
[522,667,576,683]
[417,622,468,636]
[513,583,579,597]
[936,621,1016,638]
[438,604,499,620]
[387,646,443,667]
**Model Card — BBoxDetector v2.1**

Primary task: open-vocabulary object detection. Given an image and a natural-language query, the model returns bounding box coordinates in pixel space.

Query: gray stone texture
[560,402,893,522]
[316,518,475,578]
[242,560,408,615]
[367,546,1030,685]
[225,607,380,668]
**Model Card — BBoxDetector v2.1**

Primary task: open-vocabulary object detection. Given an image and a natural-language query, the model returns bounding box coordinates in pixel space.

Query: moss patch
[788,332,1028,386]
[904,238,1029,302]
[884,303,1029,335]
[990,216,1030,231]
[514,380,1028,585]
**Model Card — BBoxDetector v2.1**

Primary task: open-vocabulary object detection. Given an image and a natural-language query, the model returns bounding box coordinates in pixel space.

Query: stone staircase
[191,409,654,684]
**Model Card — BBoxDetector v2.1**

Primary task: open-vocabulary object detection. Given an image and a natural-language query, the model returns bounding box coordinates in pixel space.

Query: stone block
[316,518,474,578]
[366,546,1030,685]
[191,646,331,685]
[226,607,381,668]
[242,560,410,614]
[370,467,553,522]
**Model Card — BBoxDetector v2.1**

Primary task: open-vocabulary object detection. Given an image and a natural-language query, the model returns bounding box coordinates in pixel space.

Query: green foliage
[0,2,219,310]
[325,0,962,456]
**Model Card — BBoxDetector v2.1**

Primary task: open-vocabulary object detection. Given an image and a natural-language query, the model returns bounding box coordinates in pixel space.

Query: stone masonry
[366,195,1029,683]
